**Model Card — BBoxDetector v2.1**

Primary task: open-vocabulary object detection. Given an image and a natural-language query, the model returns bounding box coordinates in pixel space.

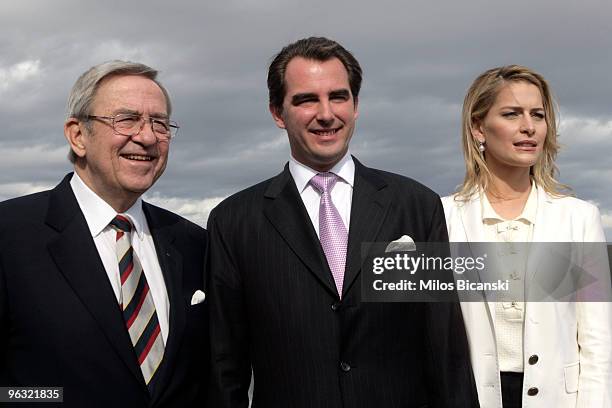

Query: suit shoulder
[0,189,51,211]
[441,194,454,206]
[441,193,465,212]
[209,177,274,217]
[368,168,441,200]
[548,194,601,217]
[0,190,52,226]
[551,194,598,209]
[144,202,206,237]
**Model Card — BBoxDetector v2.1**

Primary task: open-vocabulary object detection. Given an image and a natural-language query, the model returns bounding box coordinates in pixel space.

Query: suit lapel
[458,195,485,243]
[343,159,391,297]
[45,175,147,391]
[263,165,339,297]
[457,195,497,316]
[143,203,186,403]
[263,160,393,299]
[525,187,553,288]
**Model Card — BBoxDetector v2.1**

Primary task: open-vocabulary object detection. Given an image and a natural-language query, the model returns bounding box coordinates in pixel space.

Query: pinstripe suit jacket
[208,158,479,408]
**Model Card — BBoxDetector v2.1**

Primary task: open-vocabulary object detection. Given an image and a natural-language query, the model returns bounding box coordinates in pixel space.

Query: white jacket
[442,188,612,408]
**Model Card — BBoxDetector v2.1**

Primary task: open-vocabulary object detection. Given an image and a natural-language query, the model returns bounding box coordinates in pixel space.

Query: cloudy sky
[1,0,611,239]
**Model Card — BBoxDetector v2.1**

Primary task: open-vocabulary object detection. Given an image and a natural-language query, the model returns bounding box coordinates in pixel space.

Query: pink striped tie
[310,173,348,297]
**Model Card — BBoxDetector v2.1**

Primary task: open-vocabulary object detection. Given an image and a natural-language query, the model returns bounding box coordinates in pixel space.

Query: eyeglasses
[87,114,179,140]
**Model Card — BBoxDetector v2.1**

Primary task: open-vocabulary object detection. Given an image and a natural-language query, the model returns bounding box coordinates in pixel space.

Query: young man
[208,37,478,408]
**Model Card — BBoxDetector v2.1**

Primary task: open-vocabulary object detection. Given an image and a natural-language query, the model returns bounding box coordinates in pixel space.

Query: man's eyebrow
[112,108,140,116]
[329,89,350,98]
[291,89,351,105]
[149,112,169,120]
[291,93,318,105]
[111,108,169,119]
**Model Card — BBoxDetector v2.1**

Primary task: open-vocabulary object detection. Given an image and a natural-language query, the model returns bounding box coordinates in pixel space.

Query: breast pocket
[186,299,207,320]
[564,362,579,393]
[184,293,208,329]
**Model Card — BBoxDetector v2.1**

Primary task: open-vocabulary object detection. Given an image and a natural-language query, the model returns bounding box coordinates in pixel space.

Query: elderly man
[0,61,208,407]
[208,37,478,408]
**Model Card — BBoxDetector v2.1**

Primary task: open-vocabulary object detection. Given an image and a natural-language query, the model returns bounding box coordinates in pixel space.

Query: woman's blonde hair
[456,64,570,200]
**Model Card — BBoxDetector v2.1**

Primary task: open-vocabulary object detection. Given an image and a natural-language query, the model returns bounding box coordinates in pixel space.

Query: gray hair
[66,60,172,163]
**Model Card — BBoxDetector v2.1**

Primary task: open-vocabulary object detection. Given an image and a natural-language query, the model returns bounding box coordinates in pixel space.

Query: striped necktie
[110,215,165,391]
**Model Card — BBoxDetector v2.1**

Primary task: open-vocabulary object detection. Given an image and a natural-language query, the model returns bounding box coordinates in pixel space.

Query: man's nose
[131,119,159,145]
[316,100,334,124]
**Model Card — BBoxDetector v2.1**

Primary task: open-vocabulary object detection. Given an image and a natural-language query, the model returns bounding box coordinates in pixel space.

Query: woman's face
[473,81,547,174]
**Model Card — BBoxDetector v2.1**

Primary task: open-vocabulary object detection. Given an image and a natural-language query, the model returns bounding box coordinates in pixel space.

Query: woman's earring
[478,141,486,153]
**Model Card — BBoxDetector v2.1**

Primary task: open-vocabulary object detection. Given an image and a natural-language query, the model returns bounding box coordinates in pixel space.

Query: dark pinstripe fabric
[208,158,479,408]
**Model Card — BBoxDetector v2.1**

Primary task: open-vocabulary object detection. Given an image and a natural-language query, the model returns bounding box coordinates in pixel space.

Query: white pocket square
[385,235,416,252]
[190,290,206,305]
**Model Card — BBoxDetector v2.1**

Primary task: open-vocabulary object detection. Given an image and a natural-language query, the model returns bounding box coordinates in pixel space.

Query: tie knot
[309,172,340,194]
[110,214,133,233]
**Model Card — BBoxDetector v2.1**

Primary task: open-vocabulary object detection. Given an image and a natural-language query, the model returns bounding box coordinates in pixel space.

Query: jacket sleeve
[207,209,252,408]
[576,204,612,408]
[0,256,7,385]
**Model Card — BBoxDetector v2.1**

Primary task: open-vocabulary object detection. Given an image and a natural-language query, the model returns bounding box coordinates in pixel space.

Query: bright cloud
[88,40,150,65]
[0,143,68,168]
[0,181,54,202]
[144,193,225,227]
[601,211,612,229]
[559,115,612,143]
[0,60,41,91]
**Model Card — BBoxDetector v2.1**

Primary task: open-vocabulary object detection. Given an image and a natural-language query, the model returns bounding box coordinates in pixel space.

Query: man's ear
[269,104,286,129]
[64,118,87,159]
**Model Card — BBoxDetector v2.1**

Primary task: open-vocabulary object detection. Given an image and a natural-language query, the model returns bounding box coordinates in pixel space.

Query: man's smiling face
[271,57,358,171]
[75,74,169,209]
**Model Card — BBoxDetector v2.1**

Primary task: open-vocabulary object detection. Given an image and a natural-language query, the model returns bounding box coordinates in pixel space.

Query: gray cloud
[1,0,611,238]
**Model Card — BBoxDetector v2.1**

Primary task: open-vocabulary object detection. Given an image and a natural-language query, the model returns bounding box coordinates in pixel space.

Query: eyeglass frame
[85,113,180,140]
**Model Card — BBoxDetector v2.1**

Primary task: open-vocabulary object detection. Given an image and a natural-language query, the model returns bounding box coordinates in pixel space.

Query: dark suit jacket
[0,174,209,408]
[208,158,479,408]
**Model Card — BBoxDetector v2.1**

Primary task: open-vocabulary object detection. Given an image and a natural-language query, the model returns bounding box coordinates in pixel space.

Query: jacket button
[527,387,539,396]
[340,362,351,372]
[331,302,340,311]
[528,355,539,365]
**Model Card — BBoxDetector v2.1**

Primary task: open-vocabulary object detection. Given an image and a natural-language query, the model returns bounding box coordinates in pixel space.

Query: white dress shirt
[481,183,538,373]
[289,151,355,236]
[70,173,170,343]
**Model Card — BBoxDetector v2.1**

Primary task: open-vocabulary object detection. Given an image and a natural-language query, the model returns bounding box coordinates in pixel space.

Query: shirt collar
[481,182,538,225]
[70,172,147,239]
[288,151,355,193]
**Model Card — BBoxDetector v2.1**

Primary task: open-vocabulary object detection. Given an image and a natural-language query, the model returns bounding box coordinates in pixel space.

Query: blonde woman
[442,65,611,408]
